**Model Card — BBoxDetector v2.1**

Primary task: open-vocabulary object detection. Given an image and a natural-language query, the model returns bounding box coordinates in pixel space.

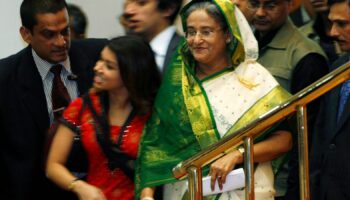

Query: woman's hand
[209,150,243,191]
[141,187,155,200]
[72,180,107,200]
[208,130,292,192]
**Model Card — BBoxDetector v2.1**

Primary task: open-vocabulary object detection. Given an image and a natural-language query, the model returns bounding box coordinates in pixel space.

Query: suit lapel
[18,47,50,134]
[16,44,96,135]
[336,93,350,133]
[332,56,350,137]
[327,85,342,139]
[334,75,350,134]
[163,33,182,73]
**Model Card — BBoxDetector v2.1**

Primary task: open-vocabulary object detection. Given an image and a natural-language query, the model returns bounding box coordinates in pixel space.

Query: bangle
[141,197,154,200]
[237,146,245,155]
[67,178,80,191]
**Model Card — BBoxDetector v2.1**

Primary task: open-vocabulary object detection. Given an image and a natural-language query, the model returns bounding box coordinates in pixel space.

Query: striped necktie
[50,64,71,120]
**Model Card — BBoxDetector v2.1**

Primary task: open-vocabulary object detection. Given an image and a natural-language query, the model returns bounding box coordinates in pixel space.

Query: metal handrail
[172,61,350,200]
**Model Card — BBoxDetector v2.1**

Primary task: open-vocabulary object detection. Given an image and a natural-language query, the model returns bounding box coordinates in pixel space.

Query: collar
[301,21,317,39]
[32,49,72,80]
[258,18,296,50]
[150,26,176,57]
[256,26,280,50]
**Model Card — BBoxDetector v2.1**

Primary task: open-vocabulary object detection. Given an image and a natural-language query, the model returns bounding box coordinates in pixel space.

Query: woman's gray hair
[182,1,228,32]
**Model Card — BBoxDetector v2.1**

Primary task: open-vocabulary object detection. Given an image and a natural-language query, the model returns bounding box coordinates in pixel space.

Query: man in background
[248,0,329,198]
[123,0,183,73]
[299,0,341,64]
[310,0,350,199]
[0,0,106,199]
[67,3,88,39]
[232,0,255,23]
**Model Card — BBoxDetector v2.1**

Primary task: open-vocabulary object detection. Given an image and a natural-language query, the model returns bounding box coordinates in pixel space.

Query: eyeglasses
[185,28,222,39]
[247,0,284,11]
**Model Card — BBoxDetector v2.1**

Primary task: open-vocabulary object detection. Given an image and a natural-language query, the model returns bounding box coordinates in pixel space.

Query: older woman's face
[186,9,230,67]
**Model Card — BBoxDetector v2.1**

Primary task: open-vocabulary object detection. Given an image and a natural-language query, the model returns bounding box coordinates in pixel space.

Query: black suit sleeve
[285,53,329,200]
[291,53,329,94]
[291,52,329,135]
[290,53,329,140]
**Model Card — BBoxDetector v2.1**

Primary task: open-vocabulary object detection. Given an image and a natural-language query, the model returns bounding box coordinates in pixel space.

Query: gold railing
[172,61,350,200]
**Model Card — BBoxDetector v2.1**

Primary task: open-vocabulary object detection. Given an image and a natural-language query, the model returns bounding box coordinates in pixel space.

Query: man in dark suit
[0,0,106,199]
[310,0,350,199]
[123,0,183,74]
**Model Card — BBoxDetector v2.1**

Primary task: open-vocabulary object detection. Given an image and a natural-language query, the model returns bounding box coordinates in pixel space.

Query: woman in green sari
[136,0,292,199]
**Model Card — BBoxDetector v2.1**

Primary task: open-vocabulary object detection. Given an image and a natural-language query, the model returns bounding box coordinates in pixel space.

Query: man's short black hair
[20,0,68,32]
[157,0,183,24]
[67,4,87,36]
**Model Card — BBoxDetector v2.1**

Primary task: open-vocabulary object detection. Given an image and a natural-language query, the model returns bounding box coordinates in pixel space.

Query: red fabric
[63,94,149,200]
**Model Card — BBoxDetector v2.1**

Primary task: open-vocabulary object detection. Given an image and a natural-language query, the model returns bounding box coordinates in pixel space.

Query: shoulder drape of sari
[136,0,291,197]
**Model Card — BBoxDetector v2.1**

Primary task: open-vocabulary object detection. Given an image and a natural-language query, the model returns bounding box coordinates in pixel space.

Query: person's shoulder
[331,53,350,70]
[172,32,183,41]
[70,38,108,58]
[276,20,321,52]
[168,32,183,50]
[72,38,108,48]
[0,47,30,78]
[298,20,315,38]
[0,47,28,65]
[288,27,326,57]
[72,38,108,45]
[291,27,319,46]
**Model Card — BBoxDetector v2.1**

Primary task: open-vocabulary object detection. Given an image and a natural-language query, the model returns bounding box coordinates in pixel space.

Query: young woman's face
[93,47,125,92]
[186,9,230,67]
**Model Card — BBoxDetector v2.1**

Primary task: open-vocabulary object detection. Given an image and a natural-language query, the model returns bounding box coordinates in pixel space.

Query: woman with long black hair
[46,35,161,200]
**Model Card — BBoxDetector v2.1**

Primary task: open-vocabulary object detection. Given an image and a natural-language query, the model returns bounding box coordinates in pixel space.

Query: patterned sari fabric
[136,0,291,199]
[63,93,149,200]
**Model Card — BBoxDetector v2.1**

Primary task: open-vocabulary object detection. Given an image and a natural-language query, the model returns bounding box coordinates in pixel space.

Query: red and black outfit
[62,93,149,200]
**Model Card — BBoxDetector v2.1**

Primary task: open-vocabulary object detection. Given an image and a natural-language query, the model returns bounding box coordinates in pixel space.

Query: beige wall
[0,0,194,59]
[0,0,125,59]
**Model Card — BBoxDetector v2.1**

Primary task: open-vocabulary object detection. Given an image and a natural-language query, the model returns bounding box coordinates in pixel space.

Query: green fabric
[135,0,291,198]
[179,0,245,149]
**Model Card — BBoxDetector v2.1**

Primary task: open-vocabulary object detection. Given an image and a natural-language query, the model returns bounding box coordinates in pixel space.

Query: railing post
[244,137,255,200]
[297,106,310,200]
[187,166,203,200]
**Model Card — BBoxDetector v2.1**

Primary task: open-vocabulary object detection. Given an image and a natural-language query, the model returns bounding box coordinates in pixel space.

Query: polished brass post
[297,106,310,200]
[244,137,255,200]
[187,166,203,200]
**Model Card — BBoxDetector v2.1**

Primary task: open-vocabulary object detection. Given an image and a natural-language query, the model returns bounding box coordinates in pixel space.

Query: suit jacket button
[329,143,336,150]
